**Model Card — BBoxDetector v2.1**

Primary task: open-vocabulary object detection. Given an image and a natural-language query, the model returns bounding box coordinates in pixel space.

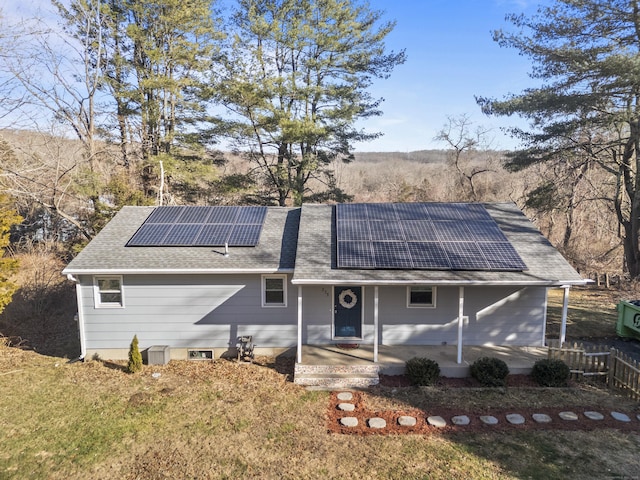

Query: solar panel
[162,223,204,245]
[369,221,405,241]
[128,223,172,246]
[478,242,528,270]
[442,242,490,270]
[337,241,375,268]
[407,242,451,269]
[337,220,370,241]
[372,241,413,268]
[334,202,527,271]
[127,206,267,247]
[401,221,438,241]
[228,224,263,246]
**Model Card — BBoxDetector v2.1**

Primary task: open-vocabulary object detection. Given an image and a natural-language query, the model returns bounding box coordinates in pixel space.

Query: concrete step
[294,363,380,388]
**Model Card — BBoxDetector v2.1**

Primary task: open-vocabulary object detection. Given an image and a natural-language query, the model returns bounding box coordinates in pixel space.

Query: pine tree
[127,334,143,373]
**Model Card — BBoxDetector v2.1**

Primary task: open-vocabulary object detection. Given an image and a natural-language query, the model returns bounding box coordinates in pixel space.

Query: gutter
[62,268,294,275]
[290,278,591,287]
[66,274,86,360]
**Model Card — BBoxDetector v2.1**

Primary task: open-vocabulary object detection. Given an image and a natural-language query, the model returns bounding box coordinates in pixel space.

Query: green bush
[531,359,570,387]
[470,357,509,387]
[127,335,143,373]
[405,357,440,386]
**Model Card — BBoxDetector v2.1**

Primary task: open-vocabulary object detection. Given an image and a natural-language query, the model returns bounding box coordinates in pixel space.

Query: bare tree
[434,114,496,201]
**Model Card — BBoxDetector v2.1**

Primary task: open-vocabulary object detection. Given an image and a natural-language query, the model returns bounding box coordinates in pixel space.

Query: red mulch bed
[327,377,640,435]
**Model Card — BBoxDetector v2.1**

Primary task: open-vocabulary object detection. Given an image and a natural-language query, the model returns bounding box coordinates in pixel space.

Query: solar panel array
[336,203,527,271]
[127,206,267,247]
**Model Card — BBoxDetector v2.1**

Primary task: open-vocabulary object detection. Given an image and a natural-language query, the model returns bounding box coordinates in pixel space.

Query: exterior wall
[301,285,547,347]
[79,274,297,359]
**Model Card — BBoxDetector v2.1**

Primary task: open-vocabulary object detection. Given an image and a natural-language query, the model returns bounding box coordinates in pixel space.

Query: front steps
[294,363,379,389]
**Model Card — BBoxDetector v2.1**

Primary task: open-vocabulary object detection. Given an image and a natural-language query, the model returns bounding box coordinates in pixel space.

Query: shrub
[127,335,143,373]
[405,357,440,386]
[531,359,570,387]
[470,357,509,387]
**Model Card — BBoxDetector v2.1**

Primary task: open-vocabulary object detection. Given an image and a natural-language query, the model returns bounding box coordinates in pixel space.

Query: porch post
[457,286,464,364]
[297,286,303,363]
[374,286,379,363]
[560,285,570,347]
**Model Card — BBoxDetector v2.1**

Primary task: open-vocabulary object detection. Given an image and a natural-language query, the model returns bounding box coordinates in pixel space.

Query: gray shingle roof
[63,202,586,286]
[63,206,300,274]
[291,203,586,286]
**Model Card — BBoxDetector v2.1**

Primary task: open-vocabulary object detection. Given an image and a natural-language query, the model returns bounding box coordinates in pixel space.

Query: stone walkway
[332,391,640,434]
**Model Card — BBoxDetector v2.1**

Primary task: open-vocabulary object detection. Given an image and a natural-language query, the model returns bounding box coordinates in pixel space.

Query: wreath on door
[338,289,358,309]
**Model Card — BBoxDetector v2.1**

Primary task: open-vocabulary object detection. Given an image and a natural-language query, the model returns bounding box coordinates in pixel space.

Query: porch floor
[299,344,548,377]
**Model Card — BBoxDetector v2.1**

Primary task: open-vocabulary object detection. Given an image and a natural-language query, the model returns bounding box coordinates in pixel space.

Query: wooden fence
[548,341,640,400]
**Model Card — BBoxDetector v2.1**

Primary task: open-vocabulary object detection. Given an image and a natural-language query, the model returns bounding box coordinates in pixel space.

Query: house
[63,202,588,377]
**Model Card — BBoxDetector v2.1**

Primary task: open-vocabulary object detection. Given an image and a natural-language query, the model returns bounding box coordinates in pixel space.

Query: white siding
[79,274,297,352]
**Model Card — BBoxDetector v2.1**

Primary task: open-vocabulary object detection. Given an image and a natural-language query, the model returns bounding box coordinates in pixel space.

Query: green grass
[546,287,619,338]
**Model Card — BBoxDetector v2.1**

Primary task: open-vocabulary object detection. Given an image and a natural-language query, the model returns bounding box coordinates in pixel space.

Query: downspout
[297,286,303,363]
[66,274,86,360]
[457,286,465,364]
[560,286,570,347]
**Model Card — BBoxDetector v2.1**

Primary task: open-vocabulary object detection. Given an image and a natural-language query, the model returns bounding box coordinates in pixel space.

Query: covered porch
[298,343,549,378]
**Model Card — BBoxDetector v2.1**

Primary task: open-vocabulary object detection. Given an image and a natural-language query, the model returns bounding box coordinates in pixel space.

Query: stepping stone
[337,392,353,401]
[368,417,386,429]
[637,414,640,422]
[480,415,499,425]
[337,403,355,412]
[611,411,631,422]
[340,417,358,427]
[584,411,604,421]
[559,411,578,421]
[427,416,447,428]
[398,416,417,427]
[451,415,470,426]
[506,414,525,425]
[532,413,552,423]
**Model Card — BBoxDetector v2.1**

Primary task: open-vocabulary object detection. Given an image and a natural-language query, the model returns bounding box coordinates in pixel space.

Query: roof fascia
[62,268,294,275]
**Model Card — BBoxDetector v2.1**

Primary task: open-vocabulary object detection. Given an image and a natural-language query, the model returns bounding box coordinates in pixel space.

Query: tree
[217,0,405,206]
[434,114,496,201]
[0,194,22,315]
[476,0,640,277]
[127,334,142,373]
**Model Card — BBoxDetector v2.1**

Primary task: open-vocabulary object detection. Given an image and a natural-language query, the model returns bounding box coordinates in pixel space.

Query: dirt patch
[327,389,640,436]
[379,373,540,388]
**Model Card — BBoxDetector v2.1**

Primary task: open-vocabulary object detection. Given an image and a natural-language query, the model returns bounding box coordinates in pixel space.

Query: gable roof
[291,203,586,286]
[63,202,587,286]
[63,206,300,275]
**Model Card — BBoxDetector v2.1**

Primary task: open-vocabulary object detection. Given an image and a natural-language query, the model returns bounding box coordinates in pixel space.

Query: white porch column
[297,286,303,363]
[373,286,379,363]
[560,285,570,347]
[457,286,465,364]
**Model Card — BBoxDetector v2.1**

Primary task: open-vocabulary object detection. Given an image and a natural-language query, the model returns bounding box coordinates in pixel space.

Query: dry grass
[2,345,640,480]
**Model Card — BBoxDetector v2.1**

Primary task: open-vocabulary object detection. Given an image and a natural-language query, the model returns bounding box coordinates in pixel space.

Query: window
[94,276,124,308]
[262,275,287,307]
[407,286,436,308]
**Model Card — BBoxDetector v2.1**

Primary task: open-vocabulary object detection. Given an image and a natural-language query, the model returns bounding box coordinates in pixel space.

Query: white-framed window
[407,285,436,308]
[262,274,287,307]
[93,275,124,308]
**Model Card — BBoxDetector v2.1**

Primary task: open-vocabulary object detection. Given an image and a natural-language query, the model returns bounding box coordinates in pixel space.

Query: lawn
[2,340,640,480]
[546,287,621,339]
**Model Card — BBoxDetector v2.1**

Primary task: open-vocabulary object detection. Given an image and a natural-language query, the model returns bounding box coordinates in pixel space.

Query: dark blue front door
[333,286,362,339]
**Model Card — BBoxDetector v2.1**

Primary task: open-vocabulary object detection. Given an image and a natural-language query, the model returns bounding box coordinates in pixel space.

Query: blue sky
[4,0,544,152]
[356,0,544,152]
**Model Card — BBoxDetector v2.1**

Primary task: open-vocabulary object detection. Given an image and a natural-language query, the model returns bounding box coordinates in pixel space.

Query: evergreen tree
[0,194,22,315]
[217,0,405,206]
[127,334,143,373]
[477,0,640,276]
